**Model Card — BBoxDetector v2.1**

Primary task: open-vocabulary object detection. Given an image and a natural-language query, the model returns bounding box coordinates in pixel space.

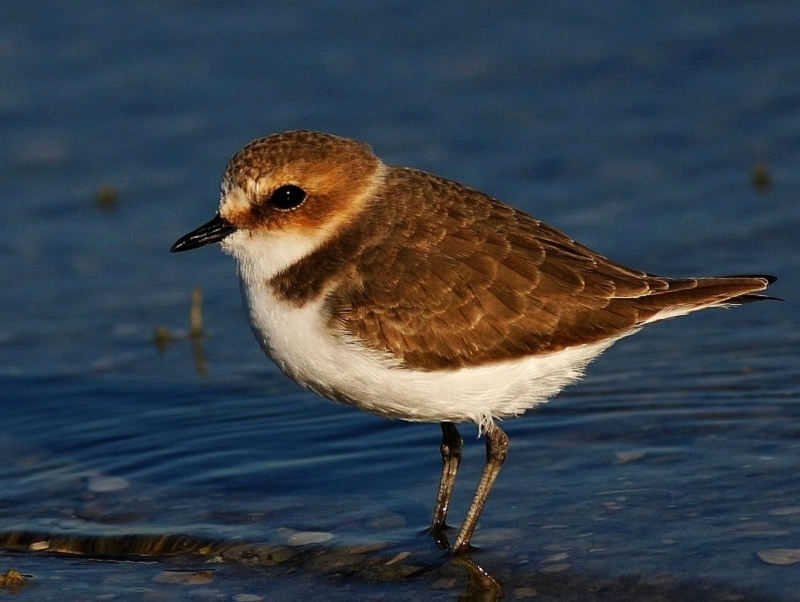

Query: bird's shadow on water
[0,529,777,602]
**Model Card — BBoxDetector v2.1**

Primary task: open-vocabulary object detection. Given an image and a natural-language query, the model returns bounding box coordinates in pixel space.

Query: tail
[711,274,779,303]
[630,274,778,324]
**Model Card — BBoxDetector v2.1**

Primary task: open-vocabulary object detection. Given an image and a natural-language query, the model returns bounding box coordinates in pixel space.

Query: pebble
[87,475,131,493]
[615,450,646,463]
[279,529,335,546]
[769,506,800,516]
[540,563,571,573]
[512,587,539,598]
[757,549,800,565]
[541,552,569,563]
[430,577,458,590]
[152,570,215,585]
[385,551,411,565]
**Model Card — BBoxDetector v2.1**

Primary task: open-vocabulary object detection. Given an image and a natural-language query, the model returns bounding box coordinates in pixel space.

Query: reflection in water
[153,287,209,377]
[451,555,503,602]
[0,530,774,601]
[0,569,30,595]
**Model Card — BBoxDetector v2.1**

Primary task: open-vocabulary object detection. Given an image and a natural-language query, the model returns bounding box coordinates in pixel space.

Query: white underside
[249,289,626,430]
[228,231,630,430]
[220,222,699,432]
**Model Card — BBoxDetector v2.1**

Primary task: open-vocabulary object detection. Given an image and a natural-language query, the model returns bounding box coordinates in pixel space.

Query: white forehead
[219,177,258,214]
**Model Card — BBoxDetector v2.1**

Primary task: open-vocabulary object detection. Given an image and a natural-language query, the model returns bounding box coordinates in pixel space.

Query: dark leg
[432,422,463,537]
[451,422,509,554]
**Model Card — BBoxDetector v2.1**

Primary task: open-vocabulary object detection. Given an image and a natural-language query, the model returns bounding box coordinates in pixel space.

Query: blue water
[2,2,799,600]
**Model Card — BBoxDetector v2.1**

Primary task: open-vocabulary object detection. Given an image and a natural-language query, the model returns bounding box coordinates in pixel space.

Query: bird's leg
[431,422,463,545]
[451,422,509,554]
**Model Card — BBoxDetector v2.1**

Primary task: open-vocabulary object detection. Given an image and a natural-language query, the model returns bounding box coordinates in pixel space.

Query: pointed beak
[170,214,237,252]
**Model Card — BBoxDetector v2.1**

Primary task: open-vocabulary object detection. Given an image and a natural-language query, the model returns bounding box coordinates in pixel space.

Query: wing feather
[270,167,772,371]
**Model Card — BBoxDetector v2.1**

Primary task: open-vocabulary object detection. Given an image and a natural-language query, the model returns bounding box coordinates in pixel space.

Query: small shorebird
[171,130,775,553]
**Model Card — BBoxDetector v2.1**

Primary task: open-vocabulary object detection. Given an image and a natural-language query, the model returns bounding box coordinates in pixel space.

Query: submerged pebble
[87,475,131,493]
[757,549,800,565]
[278,528,335,546]
[152,569,215,585]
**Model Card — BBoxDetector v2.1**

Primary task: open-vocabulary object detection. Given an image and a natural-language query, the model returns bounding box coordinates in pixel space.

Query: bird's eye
[270,184,307,211]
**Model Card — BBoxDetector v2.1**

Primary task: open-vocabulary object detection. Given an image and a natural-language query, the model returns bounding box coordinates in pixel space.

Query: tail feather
[632,274,777,324]
[715,274,781,303]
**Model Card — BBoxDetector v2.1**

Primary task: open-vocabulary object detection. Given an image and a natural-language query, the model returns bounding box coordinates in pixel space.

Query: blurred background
[1,2,798,600]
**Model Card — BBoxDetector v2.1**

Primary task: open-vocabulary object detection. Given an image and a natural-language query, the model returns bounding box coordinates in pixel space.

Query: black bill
[170,214,236,253]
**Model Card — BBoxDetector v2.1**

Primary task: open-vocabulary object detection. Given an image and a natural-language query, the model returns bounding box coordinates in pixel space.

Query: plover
[171,130,775,553]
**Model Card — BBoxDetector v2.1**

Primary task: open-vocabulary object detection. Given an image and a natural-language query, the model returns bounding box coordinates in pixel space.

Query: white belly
[222,228,629,431]
[241,277,622,432]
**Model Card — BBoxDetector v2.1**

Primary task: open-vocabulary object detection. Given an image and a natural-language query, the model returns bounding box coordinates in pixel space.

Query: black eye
[270,184,307,211]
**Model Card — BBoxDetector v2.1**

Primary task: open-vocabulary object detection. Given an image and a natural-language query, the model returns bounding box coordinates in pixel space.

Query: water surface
[1,2,799,600]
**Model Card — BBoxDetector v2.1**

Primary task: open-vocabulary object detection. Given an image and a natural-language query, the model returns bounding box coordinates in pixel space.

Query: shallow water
[2,1,799,600]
